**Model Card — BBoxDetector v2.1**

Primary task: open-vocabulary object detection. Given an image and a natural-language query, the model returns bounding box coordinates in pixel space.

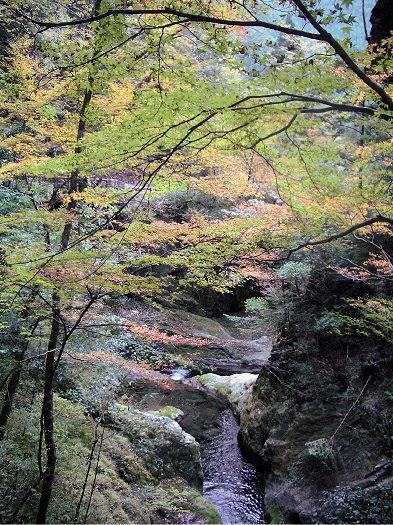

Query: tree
[0,1,392,521]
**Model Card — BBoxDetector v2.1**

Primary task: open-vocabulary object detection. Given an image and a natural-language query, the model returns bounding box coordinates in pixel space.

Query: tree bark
[0,315,39,440]
[0,364,22,440]
[35,295,60,524]
[35,2,103,521]
[369,0,393,46]
[368,0,393,82]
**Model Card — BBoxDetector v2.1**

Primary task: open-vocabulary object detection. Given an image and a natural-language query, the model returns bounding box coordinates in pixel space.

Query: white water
[170,366,190,381]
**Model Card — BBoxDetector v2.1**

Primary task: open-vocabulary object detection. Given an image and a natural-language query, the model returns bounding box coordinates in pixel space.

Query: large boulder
[110,403,203,488]
[239,269,393,523]
[240,348,393,522]
[318,461,393,524]
[196,373,258,413]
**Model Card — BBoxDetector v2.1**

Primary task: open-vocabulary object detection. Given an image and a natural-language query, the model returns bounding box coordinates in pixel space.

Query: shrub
[152,190,229,222]
[342,297,393,341]
[314,310,345,335]
[276,261,311,294]
[306,438,336,469]
[245,289,297,332]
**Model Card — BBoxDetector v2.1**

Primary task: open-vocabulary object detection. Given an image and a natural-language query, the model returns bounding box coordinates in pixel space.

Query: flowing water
[170,366,190,381]
[202,409,265,524]
[166,313,268,523]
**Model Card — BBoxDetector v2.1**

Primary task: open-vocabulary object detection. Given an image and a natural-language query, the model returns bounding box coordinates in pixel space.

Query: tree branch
[6,3,324,40]
[290,0,393,110]
[232,92,392,120]
[6,0,393,109]
[288,215,393,257]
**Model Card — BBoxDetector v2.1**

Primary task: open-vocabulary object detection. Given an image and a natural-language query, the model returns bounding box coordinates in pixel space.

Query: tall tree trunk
[0,364,22,440]
[369,0,393,46]
[0,314,39,440]
[369,0,393,82]
[35,1,102,521]
[35,296,60,524]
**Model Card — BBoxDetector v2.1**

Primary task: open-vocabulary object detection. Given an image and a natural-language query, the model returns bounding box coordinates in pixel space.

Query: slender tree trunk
[35,295,60,524]
[368,0,393,82]
[35,2,103,520]
[0,362,23,440]
[35,125,85,521]
[83,428,104,524]
[74,422,99,522]
[0,315,39,440]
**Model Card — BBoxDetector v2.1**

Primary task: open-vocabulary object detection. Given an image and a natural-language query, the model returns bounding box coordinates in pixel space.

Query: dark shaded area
[368,0,393,81]
[369,0,393,46]
[240,263,393,523]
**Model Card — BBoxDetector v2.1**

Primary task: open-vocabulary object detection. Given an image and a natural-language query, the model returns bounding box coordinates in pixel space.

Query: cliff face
[239,271,393,523]
[369,0,393,46]
[368,0,393,81]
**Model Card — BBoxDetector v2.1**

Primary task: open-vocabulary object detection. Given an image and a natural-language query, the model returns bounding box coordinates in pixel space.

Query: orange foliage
[67,350,174,388]
[126,321,210,347]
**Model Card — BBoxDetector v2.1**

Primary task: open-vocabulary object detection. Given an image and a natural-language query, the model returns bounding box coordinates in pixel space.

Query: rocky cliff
[239,270,393,523]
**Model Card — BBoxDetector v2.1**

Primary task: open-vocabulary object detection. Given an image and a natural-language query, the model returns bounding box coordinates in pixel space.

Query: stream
[170,366,265,522]
[165,311,270,523]
[201,409,265,524]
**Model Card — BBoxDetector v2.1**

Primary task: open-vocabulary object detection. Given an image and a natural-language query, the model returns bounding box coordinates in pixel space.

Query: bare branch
[6,3,324,40]
[290,0,393,110]
[4,0,392,109]
[288,215,393,257]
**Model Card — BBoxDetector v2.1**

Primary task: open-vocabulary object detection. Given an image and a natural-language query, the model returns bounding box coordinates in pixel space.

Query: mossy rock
[266,505,286,524]
[196,373,258,413]
[149,478,222,524]
[109,403,203,488]
[151,405,184,421]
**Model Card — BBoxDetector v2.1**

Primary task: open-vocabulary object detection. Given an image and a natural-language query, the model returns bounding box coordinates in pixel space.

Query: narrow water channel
[201,409,265,524]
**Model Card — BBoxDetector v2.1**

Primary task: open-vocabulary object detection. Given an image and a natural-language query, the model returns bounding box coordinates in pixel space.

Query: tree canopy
[0,0,392,522]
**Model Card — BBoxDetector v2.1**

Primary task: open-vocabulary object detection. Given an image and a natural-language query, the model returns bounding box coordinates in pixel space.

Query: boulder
[149,405,184,422]
[110,403,203,488]
[195,372,258,413]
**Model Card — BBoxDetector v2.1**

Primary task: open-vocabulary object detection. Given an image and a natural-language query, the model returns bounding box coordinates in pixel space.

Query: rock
[150,405,185,422]
[318,462,393,524]
[195,372,258,413]
[239,269,393,523]
[160,278,261,317]
[122,373,228,442]
[149,478,222,524]
[118,303,272,375]
[110,403,203,488]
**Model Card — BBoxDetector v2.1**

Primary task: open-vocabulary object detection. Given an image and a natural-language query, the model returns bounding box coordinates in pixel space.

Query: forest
[0,0,392,523]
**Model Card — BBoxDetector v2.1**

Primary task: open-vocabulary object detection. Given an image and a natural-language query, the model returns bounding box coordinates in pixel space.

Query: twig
[83,427,104,523]
[330,375,371,442]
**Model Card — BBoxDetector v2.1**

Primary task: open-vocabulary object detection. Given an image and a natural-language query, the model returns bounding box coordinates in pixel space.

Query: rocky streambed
[61,297,393,524]
[119,365,267,523]
[163,368,266,523]
[117,307,273,523]
[61,305,271,523]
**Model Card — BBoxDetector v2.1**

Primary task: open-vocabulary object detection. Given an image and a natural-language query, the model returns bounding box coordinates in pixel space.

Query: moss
[197,375,229,396]
[266,505,285,524]
[318,483,393,524]
[305,438,336,470]
[192,495,222,524]
[150,479,222,524]
[2,393,204,523]
[167,309,228,339]
[155,405,183,419]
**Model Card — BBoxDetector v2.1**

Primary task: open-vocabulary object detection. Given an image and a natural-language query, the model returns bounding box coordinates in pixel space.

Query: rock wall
[239,271,393,523]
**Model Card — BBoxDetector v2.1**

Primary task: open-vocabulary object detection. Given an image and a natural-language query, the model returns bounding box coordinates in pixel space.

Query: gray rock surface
[110,403,203,488]
[196,372,258,413]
